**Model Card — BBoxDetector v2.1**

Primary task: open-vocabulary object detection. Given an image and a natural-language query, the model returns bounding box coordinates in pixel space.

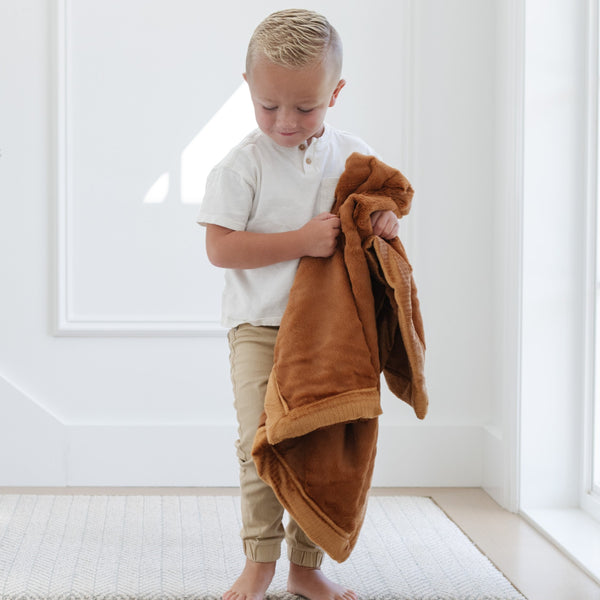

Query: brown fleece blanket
[252,153,428,563]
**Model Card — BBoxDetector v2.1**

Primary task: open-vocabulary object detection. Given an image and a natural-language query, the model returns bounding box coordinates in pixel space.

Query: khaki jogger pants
[227,323,324,567]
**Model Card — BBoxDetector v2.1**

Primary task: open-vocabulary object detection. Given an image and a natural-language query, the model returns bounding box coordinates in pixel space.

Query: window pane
[595,121,600,495]
[595,251,600,494]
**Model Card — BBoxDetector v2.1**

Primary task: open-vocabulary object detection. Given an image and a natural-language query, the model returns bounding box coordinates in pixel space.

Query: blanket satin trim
[264,374,382,445]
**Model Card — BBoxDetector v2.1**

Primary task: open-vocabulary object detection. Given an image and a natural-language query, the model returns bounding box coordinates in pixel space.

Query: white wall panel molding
[52,0,416,337]
[52,0,225,337]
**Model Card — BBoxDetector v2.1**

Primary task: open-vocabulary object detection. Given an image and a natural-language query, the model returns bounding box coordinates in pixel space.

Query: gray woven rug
[0,494,525,600]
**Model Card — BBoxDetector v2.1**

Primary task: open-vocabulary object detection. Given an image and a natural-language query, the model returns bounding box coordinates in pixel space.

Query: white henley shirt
[197,123,376,328]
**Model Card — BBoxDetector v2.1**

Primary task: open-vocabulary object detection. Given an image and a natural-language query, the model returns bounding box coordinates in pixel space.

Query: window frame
[583,0,600,523]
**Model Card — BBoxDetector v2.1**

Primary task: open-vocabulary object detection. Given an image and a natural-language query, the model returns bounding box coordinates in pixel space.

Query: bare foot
[222,559,276,600]
[287,562,357,600]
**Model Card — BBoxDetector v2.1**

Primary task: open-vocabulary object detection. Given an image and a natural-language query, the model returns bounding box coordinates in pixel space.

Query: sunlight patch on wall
[181,83,255,204]
[143,172,170,204]
[142,83,255,205]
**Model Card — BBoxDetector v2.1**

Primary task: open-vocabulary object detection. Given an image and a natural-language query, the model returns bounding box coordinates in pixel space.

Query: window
[583,152,600,519]
[593,163,600,498]
[584,0,600,516]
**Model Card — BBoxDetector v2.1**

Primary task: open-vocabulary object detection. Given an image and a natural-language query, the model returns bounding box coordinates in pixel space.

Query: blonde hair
[246,9,342,78]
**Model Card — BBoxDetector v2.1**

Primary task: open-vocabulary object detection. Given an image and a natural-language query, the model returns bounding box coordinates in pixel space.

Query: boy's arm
[205,212,341,269]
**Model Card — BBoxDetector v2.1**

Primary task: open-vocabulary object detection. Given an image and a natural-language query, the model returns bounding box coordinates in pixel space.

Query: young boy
[198,9,399,600]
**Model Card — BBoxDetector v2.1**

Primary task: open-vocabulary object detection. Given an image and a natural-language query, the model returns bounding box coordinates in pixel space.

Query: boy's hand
[370,210,399,240]
[299,212,341,257]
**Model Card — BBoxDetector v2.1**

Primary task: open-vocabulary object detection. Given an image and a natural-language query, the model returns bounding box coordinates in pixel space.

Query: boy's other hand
[370,210,399,240]
[300,212,341,257]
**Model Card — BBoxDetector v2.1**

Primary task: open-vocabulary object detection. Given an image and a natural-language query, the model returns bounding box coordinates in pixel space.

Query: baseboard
[373,423,483,487]
[0,383,485,487]
[481,424,519,511]
[0,374,67,486]
[66,423,484,488]
[67,424,240,487]
[482,425,505,505]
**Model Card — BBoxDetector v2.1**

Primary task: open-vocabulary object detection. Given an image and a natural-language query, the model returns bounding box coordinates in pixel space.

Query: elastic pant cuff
[288,546,324,568]
[243,540,281,563]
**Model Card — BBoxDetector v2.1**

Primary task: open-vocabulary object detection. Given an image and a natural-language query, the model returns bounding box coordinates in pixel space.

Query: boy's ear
[329,79,346,107]
[242,73,248,82]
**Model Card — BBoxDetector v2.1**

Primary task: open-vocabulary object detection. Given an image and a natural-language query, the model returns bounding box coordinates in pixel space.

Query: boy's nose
[276,109,297,130]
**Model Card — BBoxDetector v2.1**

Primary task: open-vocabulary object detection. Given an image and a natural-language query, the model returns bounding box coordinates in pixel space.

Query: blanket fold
[252,153,428,562]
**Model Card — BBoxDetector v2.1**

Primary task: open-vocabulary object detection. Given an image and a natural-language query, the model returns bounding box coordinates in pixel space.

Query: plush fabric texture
[252,153,428,563]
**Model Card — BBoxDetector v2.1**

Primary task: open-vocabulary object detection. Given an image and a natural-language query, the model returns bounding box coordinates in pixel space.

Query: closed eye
[262,105,277,111]
[298,108,314,113]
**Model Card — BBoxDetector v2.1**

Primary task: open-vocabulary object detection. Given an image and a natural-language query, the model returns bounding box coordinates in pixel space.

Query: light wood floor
[389,487,600,600]
[1,486,599,599]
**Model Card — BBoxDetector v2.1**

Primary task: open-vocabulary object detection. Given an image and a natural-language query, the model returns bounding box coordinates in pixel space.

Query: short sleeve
[197,166,254,231]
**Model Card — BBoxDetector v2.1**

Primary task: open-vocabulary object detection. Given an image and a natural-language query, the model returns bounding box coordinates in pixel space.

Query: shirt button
[306,157,312,165]
[299,144,307,151]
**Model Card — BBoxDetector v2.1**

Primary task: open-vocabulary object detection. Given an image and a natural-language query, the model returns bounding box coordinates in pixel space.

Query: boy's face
[244,55,345,148]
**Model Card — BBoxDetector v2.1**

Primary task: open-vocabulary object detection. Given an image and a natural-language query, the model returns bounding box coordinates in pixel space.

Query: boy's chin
[270,133,303,148]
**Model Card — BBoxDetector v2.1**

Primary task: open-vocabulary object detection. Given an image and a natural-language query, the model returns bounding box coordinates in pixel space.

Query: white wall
[0,0,511,493]
[520,0,590,510]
